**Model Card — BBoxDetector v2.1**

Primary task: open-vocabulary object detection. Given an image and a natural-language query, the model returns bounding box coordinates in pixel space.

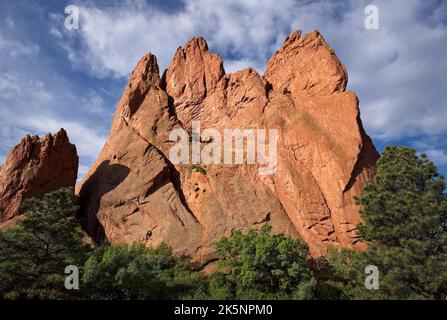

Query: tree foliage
[0,188,90,299]
[213,225,316,299]
[329,147,447,299]
[2,146,445,300]
[82,243,206,300]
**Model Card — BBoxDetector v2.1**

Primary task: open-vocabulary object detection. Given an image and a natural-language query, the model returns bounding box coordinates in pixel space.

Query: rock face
[0,129,79,225]
[77,30,378,262]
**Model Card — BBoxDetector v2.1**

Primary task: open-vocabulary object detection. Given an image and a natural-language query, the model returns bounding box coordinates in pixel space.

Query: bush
[212,225,316,299]
[82,243,206,300]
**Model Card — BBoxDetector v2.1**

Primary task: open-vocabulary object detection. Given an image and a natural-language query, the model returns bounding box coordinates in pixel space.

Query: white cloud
[77,164,91,181]
[0,72,53,102]
[0,34,40,58]
[80,88,109,116]
[424,149,447,165]
[6,17,15,29]
[53,0,303,77]
[410,136,447,168]
[0,16,113,178]
[0,68,107,172]
[224,59,266,74]
[21,115,106,159]
[49,26,63,40]
[51,2,194,78]
[0,72,106,162]
[0,73,21,98]
[0,114,105,180]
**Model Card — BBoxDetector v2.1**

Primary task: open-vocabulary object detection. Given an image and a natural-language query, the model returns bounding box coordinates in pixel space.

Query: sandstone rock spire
[77,30,379,262]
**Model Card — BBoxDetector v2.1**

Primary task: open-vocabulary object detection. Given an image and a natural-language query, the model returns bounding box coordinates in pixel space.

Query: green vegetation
[82,244,206,299]
[0,146,446,300]
[0,192,314,300]
[0,188,90,299]
[192,164,207,175]
[211,225,316,299]
[328,147,447,299]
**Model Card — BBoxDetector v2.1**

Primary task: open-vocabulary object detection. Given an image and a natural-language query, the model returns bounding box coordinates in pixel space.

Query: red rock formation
[264,30,348,97]
[77,30,378,261]
[0,129,79,225]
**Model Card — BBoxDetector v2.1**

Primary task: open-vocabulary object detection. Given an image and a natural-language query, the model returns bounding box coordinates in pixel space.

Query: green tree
[213,225,316,299]
[82,243,206,300]
[206,271,235,299]
[329,146,447,299]
[0,188,90,299]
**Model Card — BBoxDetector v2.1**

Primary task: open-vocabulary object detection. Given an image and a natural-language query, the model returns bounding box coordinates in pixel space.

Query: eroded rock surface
[77,30,378,261]
[0,129,78,225]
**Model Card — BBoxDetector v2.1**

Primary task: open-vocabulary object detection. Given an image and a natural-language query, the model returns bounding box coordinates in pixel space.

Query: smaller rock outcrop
[265,30,348,97]
[0,129,79,225]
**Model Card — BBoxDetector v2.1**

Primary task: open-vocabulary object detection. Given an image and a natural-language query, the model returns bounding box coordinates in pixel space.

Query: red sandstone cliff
[75,30,378,262]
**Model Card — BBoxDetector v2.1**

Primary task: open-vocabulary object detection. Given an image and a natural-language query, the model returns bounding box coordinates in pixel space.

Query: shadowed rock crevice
[78,161,130,243]
[343,123,379,195]
[165,157,201,225]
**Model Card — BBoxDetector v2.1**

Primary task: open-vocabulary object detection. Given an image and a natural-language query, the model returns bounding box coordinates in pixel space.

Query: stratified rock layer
[0,129,79,225]
[77,30,378,262]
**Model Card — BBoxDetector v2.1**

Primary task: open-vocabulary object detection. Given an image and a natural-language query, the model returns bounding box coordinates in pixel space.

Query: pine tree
[329,147,447,299]
[0,188,90,299]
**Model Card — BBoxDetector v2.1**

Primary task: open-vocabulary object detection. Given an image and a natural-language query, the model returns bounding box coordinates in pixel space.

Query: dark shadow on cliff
[78,161,130,244]
[342,128,379,194]
[162,154,201,225]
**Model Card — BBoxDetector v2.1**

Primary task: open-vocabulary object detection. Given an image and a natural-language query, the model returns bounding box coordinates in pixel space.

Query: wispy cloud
[0,34,40,58]
[425,149,447,166]
[0,71,107,161]
[0,18,109,175]
[411,135,447,167]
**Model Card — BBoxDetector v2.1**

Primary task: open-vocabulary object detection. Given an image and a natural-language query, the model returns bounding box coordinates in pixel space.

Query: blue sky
[1,0,446,179]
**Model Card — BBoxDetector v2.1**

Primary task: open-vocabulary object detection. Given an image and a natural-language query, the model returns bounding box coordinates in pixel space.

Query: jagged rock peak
[130,52,160,85]
[265,29,348,97]
[182,36,209,53]
[0,129,79,224]
[280,30,303,49]
[119,52,162,118]
[162,35,225,126]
